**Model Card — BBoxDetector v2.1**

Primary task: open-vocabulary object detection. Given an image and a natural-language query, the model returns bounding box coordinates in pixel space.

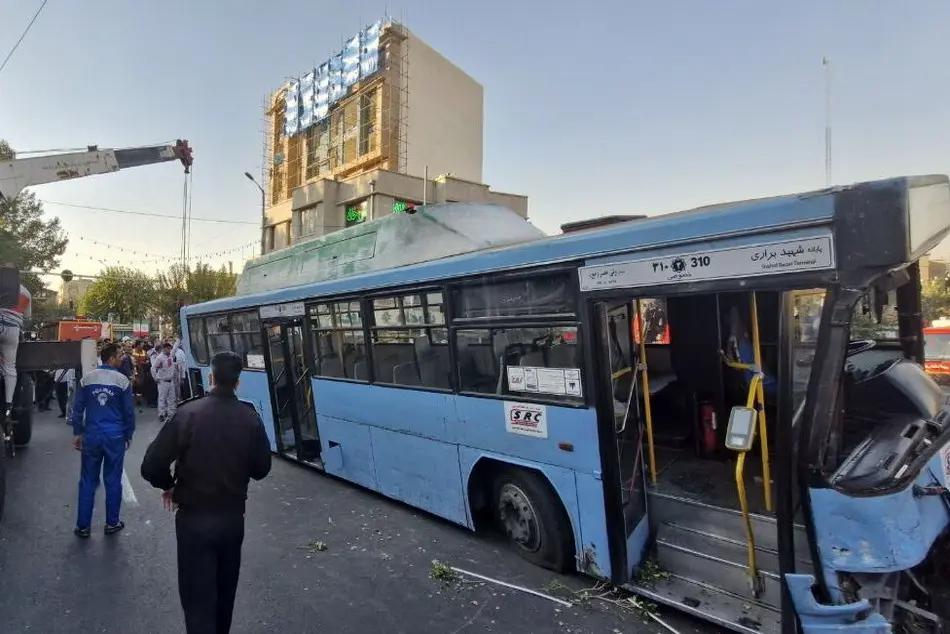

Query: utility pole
[823,56,832,187]
[244,172,266,254]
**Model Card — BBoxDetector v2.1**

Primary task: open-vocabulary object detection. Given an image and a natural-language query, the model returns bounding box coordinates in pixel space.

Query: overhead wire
[39,199,258,225]
[0,0,49,76]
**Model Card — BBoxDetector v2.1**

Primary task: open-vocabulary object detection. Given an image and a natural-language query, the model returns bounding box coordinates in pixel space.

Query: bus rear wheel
[492,468,574,572]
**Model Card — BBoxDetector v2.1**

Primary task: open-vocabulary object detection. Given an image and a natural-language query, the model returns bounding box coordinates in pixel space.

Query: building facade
[59,277,93,311]
[260,20,526,254]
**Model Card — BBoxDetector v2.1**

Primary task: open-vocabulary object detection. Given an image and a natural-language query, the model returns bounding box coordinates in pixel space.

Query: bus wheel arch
[467,457,576,573]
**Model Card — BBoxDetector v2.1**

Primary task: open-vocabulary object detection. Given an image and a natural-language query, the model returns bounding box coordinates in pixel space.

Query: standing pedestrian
[53,367,74,419]
[153,342,177,422]
[141,351,271,634]
[71,343,135,538]
[173,338,190,402]
[118,343,134,380]
[0,279,30,420]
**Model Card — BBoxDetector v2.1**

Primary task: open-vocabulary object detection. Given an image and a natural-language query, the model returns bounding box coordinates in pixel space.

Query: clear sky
[2,1,950,287]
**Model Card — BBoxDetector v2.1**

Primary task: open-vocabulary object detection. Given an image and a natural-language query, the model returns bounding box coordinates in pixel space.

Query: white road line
[121,468,139,506]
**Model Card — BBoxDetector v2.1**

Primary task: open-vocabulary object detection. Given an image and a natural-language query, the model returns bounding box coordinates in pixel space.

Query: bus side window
[456,326,582,403]
[308,301,366,380]
[188,317,209,365]
[371,291,450,389]
[207,314,233,356]
[230,311,264,369]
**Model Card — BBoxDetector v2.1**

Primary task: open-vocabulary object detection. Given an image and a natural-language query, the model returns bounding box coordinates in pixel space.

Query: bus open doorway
[596,289,805,632]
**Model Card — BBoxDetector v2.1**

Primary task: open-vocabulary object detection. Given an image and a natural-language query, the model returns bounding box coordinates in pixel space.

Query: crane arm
[0,139,193,200]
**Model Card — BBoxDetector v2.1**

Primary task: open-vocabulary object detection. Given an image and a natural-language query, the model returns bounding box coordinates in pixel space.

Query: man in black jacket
[141,351,271,634]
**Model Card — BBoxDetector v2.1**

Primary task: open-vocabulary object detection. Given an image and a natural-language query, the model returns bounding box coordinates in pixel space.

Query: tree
[154,263,237,333]
[0,139,69,297]
[79,267,156,322]
[922,276,950,323]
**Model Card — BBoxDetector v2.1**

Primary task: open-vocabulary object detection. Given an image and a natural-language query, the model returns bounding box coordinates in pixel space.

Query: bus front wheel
[492,468,574,573]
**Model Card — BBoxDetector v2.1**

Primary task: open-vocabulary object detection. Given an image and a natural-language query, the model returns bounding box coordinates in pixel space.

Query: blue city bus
[181,176,950,633]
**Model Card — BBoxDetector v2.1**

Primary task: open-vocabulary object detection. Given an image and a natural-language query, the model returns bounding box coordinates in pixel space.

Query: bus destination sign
[578,234,835,291]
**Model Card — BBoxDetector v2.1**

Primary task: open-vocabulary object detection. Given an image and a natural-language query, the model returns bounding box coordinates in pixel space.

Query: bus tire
[492,468,575,573]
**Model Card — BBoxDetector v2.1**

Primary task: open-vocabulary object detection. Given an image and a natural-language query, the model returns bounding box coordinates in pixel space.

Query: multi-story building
[59,277,93,311]
[260,19,526,254]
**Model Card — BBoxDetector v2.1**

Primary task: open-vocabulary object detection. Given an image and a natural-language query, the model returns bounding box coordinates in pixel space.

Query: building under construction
[260,19,527,254]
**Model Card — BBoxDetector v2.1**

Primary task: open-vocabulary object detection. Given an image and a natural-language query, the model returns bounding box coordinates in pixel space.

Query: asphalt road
[0,407,713,633]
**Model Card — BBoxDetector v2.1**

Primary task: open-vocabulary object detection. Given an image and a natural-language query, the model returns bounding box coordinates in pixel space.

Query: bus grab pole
[736,373,763,597]
[749,292,773,513]
[635,299,658,485]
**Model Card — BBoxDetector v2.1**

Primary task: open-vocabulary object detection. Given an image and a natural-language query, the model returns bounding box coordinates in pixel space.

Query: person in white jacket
[0,282,31,420]
[151,342,177,423]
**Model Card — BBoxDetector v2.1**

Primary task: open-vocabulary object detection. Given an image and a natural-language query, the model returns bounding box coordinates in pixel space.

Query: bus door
[594,301,651,577]
[262,315,321,465]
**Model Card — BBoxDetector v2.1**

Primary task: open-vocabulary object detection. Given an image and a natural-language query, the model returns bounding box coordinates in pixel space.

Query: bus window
[453,274,574,319]
[308,301,366,380]
[371,291,450,388]
[850,288,899,342]
[791,290,825,411]
[206,314,232,356]
[188,317,209,365]
[230,310,263,369]
[633,298,670,344]
[456,326,582,402]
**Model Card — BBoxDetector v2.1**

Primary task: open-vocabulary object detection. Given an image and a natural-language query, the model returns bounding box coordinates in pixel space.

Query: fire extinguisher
[700,400,717,456]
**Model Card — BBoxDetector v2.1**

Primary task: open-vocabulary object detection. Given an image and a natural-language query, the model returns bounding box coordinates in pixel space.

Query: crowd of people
[35,336,191,423]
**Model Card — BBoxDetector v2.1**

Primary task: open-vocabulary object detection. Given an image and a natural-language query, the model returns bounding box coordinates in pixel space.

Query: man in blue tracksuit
[71,343,136,537]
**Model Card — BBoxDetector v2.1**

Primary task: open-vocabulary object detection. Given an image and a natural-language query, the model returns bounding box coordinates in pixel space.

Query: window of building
[188,317,209,365]
[456,326,582,402]
[453,274,575,320]
[308,300,367,379]
[371,291,450,388]
[206,314,232,357]
[305,123,322,180]
[230,310,264,369]
[286,134,302,196]
[345,200,368,227]
[273,221,290,250]
[299,204,319,238]
[359,88,378,157]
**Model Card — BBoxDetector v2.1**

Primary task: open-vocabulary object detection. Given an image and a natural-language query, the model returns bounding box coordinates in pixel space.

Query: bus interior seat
[643,346,677,395]
[353,358,369,381]
[415,337,450,388]
[393,361,421,385]
[321,356,344,378]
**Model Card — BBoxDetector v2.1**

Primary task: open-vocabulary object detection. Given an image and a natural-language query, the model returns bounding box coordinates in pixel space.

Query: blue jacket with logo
[71,365,136,441]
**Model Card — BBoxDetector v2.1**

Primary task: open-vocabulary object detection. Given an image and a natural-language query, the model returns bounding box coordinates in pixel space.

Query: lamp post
[244,171,265,255]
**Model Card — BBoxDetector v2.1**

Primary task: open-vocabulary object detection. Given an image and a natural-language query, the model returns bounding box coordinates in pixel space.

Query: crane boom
[0,139,193,200]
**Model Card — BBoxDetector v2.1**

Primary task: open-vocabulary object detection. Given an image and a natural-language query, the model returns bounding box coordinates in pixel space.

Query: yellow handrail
[748,292,773,513]
[635,299,658,485]
[735,373,762,596]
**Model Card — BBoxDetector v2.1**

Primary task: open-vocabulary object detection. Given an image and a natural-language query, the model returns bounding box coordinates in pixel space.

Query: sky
[2,1,950,289]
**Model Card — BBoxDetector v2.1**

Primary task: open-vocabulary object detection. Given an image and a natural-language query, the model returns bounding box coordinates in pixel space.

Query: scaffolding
[262,21,410,208]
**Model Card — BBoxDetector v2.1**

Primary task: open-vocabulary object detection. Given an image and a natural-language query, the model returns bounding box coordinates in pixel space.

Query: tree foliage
[79,267,156,322]
[154,263,237,333]
[0,139,69,297]
[922,277,950,323]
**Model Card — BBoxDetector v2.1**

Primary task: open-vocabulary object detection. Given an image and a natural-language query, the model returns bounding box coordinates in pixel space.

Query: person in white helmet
[0,281,31,420]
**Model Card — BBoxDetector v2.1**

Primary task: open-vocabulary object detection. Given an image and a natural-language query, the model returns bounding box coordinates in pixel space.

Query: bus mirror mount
[725,406,757,452]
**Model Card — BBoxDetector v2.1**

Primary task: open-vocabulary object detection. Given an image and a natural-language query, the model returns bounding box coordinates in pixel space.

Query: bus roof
[184,175,950,317]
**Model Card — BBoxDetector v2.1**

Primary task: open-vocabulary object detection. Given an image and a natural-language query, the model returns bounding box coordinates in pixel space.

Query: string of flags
[67,234,258,263]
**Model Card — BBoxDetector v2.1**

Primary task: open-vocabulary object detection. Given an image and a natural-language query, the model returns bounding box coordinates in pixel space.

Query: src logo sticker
[504,402,548,438]
[671,258,686,273]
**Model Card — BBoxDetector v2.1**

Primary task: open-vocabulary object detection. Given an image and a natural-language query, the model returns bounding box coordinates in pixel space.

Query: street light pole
[244,171,265,255]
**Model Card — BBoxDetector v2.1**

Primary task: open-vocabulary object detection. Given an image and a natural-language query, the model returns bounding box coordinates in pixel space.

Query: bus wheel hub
[498,483,540,552]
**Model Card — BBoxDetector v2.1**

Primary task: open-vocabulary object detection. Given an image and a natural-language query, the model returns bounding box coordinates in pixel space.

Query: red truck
[923,325,950,385]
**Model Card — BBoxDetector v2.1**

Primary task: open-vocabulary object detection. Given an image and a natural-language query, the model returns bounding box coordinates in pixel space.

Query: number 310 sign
[504,402,548,438]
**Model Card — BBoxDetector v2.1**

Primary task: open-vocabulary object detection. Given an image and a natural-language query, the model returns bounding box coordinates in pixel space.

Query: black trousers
[175,509,245,634]
[55,382,68,415]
